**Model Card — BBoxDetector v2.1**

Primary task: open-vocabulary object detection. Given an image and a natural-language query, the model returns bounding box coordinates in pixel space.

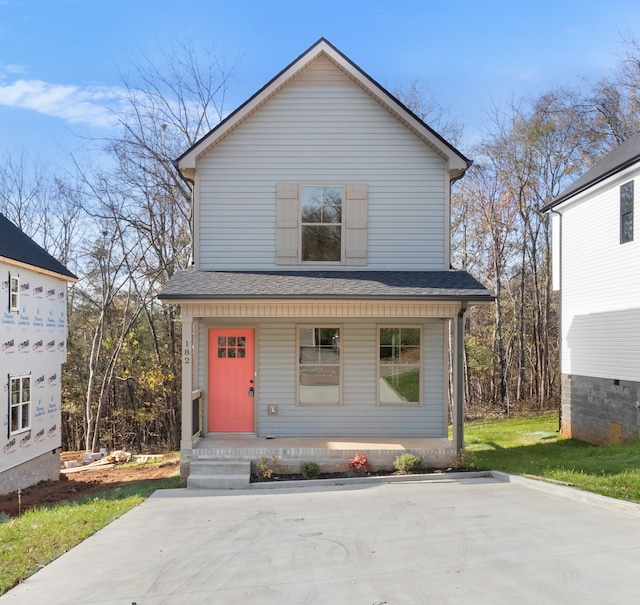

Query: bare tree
[60,39,238,451]
[453,161,518,412]
[583,34,640,146]
[0,148,51,237]
[394,80,464,147]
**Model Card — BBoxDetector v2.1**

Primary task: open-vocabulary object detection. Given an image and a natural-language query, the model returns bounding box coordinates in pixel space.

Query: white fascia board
[0,256,77,282]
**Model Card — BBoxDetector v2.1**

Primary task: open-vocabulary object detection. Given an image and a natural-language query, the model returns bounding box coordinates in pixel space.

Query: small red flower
[349,453,371,474]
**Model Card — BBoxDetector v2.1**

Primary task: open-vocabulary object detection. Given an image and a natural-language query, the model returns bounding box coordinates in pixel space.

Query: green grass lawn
[462,414,640,504]
[0,475,180,595]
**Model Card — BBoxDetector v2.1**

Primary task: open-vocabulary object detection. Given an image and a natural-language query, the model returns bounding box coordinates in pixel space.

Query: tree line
[1,36,640,451]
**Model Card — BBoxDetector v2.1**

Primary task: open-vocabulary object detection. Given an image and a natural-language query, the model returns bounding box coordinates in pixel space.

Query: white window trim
[9,273,19,312]
[296,324,343,406]
[299,184,345,265]
[377,325,423,407]
[10,374,31,435]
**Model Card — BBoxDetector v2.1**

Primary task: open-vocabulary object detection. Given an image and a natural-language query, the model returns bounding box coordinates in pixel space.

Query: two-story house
[159,39,492,486]
[1,213,77,495]
[543,132,640,445]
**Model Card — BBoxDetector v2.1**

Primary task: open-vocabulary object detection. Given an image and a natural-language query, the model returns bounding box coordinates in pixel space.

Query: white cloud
[1,63,27,75]
[0,79,123,127]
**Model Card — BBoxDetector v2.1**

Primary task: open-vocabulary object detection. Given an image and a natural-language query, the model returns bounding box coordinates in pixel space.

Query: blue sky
[2,0,640,169]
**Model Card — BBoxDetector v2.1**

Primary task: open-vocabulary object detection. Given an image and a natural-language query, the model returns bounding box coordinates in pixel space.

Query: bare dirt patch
[0,457,180,518]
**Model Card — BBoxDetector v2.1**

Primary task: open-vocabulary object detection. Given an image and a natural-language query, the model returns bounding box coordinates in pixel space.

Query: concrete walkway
[3,473,640,604]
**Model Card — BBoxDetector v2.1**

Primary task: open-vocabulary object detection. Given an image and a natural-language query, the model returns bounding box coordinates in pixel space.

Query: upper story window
[301,186,343,262]
[620,180,634,244]
[9,274,19,312]
[276,183,368,266]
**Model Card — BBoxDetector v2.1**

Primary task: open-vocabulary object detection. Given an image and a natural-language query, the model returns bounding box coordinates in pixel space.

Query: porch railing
[192,389,203,439]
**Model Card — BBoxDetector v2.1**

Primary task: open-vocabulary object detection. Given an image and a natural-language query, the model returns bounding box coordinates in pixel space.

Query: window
[9,274,19,311]
[301,186,342,262]
[298,327,341,405]
[276,183,368,265]
[10,375,30,434]
[378,327,421,405]
[621,180,634,244]
[217,335,246,358]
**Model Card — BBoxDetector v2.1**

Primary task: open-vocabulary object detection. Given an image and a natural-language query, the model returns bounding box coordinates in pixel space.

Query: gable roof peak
[176,39,470,177]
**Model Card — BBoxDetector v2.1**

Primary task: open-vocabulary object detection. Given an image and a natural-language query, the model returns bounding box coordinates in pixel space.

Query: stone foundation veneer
[561,374,640,445]
[0,449,60,496]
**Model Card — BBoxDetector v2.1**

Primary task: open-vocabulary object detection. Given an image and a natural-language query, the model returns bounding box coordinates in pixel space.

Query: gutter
[450,160,473,186]
[173,158,195,188]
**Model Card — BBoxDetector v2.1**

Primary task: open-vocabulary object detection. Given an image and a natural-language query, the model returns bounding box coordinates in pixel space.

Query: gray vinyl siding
[197,82,447,271]
[257,318,446,437]
[196,318,446,437]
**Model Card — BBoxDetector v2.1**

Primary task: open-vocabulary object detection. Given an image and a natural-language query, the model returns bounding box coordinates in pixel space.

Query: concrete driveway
[3,473,640,604]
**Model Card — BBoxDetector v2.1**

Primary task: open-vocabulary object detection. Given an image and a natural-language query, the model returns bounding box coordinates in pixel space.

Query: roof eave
[0,255,78,282]
[158,293,494,303]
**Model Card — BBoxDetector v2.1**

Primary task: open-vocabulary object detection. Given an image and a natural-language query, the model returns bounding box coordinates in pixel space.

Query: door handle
[248,387,255,397]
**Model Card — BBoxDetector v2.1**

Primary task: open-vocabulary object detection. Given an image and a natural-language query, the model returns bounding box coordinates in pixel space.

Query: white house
[159,39,492,485]
[1,214,77,494]
[543,132,640,444]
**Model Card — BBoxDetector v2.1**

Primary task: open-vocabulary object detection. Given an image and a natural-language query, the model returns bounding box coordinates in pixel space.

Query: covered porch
[158,270,494,485]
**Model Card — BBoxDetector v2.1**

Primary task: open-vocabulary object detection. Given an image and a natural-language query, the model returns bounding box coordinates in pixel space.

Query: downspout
[450,164,472,454]
[455,300,468,454]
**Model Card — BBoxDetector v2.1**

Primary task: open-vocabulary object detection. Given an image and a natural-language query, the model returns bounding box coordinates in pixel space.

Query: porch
[189,434,457,475]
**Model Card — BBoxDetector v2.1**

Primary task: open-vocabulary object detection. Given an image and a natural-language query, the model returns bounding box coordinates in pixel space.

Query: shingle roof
[0,213,77,280]
[158,270,493,302]
[544,132,640,211]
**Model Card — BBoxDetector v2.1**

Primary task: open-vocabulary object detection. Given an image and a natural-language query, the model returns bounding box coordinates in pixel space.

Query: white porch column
[181,315,194,452]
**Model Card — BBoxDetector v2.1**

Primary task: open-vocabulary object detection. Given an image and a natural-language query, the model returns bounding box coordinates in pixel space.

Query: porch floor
[191,435,457,472]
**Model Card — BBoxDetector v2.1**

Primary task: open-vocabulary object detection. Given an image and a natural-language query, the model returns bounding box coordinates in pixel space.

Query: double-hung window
[9,274,19,312]
[276,183,368,265]
[301,186,343,262]
[621,180,634,244]
[297,327,341,405]
[10,375,31,434]
[378,327,422,405]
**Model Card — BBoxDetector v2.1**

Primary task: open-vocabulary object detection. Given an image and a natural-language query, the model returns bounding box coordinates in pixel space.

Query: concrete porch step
[187,459,251,490]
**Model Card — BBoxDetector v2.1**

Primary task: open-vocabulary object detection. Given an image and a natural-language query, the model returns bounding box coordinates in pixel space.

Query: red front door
[208,329,255,432]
